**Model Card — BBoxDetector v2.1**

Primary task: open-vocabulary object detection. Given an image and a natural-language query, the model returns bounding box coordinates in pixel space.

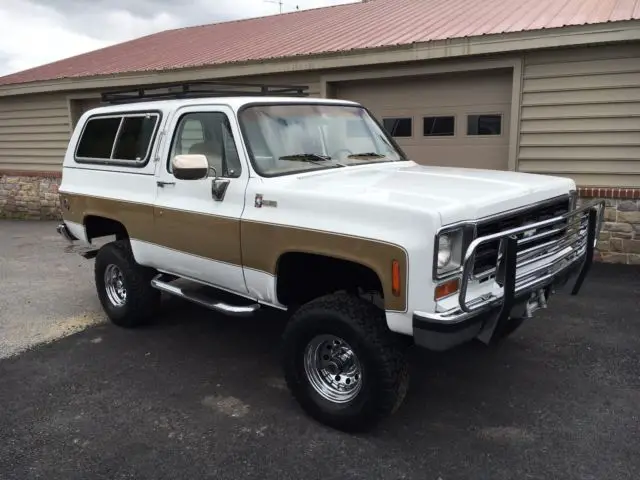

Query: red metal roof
[1,0,639,87]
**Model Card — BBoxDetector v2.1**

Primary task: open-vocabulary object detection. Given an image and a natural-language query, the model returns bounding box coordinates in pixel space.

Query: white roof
[86,95,361,115]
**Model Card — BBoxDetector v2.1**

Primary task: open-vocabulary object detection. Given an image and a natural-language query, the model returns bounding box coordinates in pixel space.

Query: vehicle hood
[279,161,575,225]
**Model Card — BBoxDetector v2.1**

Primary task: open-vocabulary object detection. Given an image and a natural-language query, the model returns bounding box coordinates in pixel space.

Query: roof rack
[100,80,310,104]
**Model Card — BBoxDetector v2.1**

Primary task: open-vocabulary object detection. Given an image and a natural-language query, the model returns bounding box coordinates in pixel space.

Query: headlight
[437,234,452,268]
[435,227,465,277]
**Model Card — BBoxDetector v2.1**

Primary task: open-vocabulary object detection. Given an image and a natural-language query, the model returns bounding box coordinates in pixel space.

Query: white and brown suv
[56,81,604,432]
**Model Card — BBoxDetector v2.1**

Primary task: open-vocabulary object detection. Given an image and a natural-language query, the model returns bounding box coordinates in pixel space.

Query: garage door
[335,69,513,170]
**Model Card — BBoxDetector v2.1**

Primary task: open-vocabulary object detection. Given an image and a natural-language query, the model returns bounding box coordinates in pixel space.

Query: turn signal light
[435,278,460,300]
[391,260,401,297]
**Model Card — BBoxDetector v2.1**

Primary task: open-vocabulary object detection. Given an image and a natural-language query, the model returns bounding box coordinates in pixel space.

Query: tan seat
[188,141,223,176]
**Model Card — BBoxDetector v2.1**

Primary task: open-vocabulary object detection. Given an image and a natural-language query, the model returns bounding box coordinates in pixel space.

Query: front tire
[94,240,160,328]
[281,293,409,432]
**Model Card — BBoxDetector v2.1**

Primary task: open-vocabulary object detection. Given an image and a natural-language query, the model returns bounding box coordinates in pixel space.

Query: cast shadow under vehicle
[137,293,549,438]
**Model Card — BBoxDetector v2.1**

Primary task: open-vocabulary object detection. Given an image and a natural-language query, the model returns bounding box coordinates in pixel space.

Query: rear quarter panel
[58,106,170,262]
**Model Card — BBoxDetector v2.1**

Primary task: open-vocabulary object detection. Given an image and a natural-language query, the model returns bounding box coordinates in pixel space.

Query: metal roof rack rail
[100,80,310,104]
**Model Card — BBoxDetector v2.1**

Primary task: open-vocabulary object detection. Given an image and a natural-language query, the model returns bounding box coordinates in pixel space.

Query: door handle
[157,181,176,188]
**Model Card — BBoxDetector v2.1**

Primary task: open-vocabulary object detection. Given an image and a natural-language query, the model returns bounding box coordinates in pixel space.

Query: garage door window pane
[423,116,455,136]
[382,117,412,137]
[467,114,502,136]
[76,117,122,159]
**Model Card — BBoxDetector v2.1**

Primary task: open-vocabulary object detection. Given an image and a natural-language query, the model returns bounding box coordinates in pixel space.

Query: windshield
[238,103,407,176]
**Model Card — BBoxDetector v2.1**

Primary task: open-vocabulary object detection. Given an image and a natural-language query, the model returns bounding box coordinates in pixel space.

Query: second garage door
[335,69,513,171]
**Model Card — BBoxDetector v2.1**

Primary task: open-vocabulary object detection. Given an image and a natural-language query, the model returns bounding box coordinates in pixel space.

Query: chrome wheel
[104,264,127,307]
[303,334,363,404]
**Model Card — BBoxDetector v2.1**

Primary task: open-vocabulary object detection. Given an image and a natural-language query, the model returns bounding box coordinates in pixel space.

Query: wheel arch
[240,221,409,312]
[83,214,129,242]
[274,250,397,310]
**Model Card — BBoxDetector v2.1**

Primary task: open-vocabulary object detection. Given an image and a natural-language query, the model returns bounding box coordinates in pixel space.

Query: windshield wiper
[279,153,332,161]
[347,152,386,159]
[279,153,345,167]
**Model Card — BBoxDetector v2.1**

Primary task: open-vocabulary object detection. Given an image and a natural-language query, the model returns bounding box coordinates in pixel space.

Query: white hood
[278,161,575,225]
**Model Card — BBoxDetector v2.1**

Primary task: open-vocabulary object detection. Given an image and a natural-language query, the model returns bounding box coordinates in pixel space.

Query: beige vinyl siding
[518,43,640,188]
[0,92,71,172]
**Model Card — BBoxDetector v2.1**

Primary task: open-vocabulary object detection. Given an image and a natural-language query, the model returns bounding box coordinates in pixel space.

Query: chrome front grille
[473,197,571,280]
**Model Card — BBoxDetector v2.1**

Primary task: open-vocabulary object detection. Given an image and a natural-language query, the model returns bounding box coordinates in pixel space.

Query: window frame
[166,110,243,179]
[381,116,413,138]
[465,113,503,137]
[73,110,162,167]
[422,115,456,137]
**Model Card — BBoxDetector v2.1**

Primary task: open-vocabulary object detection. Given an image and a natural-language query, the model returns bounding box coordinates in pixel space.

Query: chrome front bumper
[413,199,604,350]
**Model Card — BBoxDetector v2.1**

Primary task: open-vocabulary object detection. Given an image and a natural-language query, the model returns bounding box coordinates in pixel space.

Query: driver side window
[169,112,242,178]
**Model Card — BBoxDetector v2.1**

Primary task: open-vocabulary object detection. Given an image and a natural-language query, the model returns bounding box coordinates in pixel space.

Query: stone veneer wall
[0,172,639,265]
[0,171,61,220]
[578,187,640,266]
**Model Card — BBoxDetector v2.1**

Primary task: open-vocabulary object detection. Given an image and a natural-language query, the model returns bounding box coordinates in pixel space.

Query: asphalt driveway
[1,220,639,480]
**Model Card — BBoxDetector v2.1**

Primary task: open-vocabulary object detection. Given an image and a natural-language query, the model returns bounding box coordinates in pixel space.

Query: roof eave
[1,20,639,98]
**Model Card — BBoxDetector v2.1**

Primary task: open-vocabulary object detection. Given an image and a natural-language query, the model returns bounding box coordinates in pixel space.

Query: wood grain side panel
[241,220,408,311]
[60,193,155,241]
[154,207,242,266]
[60,193,409,311]
[60,193,242,265]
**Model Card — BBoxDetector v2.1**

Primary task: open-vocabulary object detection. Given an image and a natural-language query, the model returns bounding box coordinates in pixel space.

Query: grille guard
[458,199,604,316]
[416,199,605,327]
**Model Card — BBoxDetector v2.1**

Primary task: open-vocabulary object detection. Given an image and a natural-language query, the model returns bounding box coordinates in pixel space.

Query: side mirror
[172,154,208,180]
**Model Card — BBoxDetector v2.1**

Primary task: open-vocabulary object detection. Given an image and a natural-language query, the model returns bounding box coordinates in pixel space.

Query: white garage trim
[321,57,524,171]
[65,93,102,134]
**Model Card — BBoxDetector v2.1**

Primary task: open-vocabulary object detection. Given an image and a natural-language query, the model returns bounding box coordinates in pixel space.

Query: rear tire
[281,292,409,432]
[94,240,160,328]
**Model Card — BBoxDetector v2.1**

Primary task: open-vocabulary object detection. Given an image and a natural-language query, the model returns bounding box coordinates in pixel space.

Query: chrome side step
[150,274,260,317]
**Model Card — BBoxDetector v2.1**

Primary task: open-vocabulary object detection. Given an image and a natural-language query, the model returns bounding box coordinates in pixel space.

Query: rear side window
[75,117,121,159]
[75,112,160,165]
[112,116,158,161]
